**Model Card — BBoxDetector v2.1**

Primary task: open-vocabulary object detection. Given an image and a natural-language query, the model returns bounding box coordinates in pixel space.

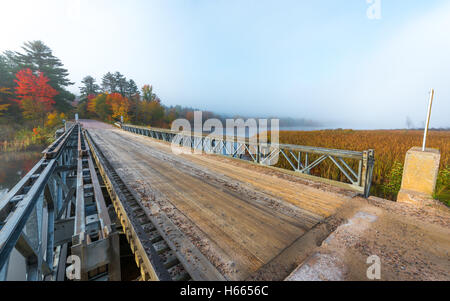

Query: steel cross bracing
[84,130,192,281]
[0,123,120,281]
[120,123,375,197]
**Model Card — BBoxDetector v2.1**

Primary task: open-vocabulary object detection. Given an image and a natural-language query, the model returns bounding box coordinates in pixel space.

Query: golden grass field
[271,129,449,204]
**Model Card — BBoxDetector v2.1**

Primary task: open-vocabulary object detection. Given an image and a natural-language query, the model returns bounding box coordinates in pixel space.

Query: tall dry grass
[270,129,449,202]
[1,137,33,152]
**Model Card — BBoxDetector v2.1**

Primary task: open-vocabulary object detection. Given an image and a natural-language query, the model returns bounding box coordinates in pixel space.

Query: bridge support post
[397,147,441,206]
[71,229,121,281]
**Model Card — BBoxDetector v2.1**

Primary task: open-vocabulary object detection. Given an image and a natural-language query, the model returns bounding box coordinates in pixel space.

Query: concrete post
[397,147,441,206]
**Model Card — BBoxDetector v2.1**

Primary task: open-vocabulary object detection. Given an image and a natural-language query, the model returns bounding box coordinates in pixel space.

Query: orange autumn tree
[86,93,111,120]
[106,93,130,122]
[46,111,66,128]
[14,68,58,126]
[86,94,97,114]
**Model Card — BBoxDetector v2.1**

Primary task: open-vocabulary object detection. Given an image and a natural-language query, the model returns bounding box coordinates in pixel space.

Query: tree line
[0,40,216,145]
[76,73,221,128]
[1,40,320,146]
[76,73,319,129]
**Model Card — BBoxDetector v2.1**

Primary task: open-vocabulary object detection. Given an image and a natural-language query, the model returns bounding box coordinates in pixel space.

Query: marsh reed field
[270,129,449,204]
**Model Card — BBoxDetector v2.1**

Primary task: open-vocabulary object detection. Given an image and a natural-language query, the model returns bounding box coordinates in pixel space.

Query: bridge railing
[0,123,120,281]
[119,124,375,197]
[0,124,78,280]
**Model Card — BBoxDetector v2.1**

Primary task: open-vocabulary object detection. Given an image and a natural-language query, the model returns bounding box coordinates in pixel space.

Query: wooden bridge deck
[82,120,351,280]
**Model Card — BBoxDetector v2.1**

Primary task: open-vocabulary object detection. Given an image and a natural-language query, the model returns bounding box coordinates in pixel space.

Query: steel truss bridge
[120,124,375,197]
[0,122,375,281]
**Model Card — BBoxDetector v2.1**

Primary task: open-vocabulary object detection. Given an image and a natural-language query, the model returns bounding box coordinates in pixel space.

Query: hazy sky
[1,0,449,129]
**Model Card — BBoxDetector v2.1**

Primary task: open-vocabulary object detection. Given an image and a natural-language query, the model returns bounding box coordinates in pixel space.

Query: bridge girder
[0,123,120,281]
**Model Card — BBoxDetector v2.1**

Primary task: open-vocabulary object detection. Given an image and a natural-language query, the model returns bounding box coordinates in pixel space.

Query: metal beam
[119,124,374,196]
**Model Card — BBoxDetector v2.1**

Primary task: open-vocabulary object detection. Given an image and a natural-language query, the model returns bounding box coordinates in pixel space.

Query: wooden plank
[84,122,351,280]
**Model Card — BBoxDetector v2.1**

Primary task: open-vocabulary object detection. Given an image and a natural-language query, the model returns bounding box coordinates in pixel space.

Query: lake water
[0,148,43,281]
[0,149,44,193]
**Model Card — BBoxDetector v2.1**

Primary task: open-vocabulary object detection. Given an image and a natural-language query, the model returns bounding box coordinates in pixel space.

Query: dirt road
[82,120,450,281]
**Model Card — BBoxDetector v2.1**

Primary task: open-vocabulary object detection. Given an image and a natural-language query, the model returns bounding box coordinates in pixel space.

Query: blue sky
[1,0,449,129]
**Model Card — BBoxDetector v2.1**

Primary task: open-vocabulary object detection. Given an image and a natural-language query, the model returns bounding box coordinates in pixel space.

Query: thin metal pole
[422,89,435,151]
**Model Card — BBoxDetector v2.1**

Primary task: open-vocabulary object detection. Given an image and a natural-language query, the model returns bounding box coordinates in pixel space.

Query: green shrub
[382,162,404,200]
[435,166,450,206]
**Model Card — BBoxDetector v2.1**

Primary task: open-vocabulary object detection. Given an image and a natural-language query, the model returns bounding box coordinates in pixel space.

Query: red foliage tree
[14,68,58,125]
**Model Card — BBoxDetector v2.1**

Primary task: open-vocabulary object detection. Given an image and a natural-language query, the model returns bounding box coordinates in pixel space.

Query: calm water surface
[0,149,43,192]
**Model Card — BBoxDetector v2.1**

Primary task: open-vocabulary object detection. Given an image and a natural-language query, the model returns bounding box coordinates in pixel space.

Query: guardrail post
[305,153,310,175]
[362,149,375,198]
